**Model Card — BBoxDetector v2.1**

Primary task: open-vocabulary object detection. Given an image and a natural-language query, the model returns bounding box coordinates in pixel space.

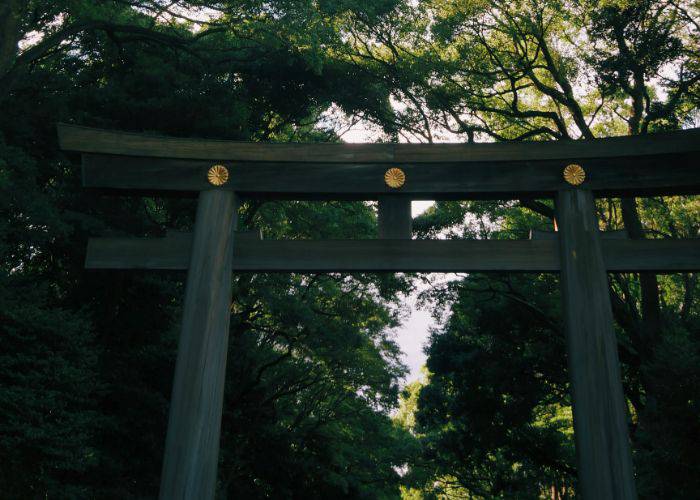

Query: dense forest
[1,0,698,498]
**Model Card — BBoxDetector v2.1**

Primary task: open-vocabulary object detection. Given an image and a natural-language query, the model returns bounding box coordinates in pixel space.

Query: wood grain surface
[556,189,637,500]
[85,236,700,273]
[59,123,700,162]
[79,152,700,199]
[159,191,237,500]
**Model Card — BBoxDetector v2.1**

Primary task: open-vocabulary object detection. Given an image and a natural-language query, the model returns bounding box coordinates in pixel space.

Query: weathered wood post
[556,188,637,499]
[159,189,237,500]
[378,195,412,239]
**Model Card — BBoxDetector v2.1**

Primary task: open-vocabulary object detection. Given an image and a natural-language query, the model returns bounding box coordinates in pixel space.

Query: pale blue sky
[397,201,439,384]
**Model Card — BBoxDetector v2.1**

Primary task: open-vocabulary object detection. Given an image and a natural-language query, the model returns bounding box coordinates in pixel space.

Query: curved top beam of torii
[59,123,699,162]
[58,124,700,200]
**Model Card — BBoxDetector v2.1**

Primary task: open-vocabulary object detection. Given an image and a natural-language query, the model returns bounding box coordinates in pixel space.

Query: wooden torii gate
[58,124,700,500]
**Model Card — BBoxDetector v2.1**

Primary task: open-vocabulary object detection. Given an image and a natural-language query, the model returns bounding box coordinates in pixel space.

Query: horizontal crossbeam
[78,153,700,199]
[85,235,700,273]
[58,124,700,199]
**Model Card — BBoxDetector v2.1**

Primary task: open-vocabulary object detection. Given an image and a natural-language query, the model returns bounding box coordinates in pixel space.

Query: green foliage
[0,277,101,498]
[406,198,700,498]
[412,271,575,498]
[0,2,416,498]
[1,0,699,498]
[336,0,700,496]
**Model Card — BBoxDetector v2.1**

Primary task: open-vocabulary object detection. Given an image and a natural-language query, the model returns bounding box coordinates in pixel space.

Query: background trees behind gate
[0,2,414,498]
[361,0,699,497]
[1,0,698,498]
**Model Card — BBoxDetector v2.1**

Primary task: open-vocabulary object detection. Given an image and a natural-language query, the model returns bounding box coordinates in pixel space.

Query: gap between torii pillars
[158,189,639,500]
[557,188,636,499]
[159,189,238,500]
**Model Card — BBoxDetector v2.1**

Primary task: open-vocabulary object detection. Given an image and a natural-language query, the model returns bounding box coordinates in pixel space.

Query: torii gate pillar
[159,190,237,499]
[557,189,636,499]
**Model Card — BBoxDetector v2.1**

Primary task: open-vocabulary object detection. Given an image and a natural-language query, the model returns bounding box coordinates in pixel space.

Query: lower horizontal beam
[85,235,700,273]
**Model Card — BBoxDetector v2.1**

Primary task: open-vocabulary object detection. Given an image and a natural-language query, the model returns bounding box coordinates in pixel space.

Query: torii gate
[58,124,700,499]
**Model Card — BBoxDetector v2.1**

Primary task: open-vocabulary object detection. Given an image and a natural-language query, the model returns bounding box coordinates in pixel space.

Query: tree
[344,0,700,496]
[0,2,414,497]
[1,0,698,497]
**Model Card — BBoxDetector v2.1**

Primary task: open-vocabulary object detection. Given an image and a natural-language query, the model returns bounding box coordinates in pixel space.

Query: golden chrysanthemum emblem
[563,164,585,186]
[384,168,406,188]
[207,164,229,186]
